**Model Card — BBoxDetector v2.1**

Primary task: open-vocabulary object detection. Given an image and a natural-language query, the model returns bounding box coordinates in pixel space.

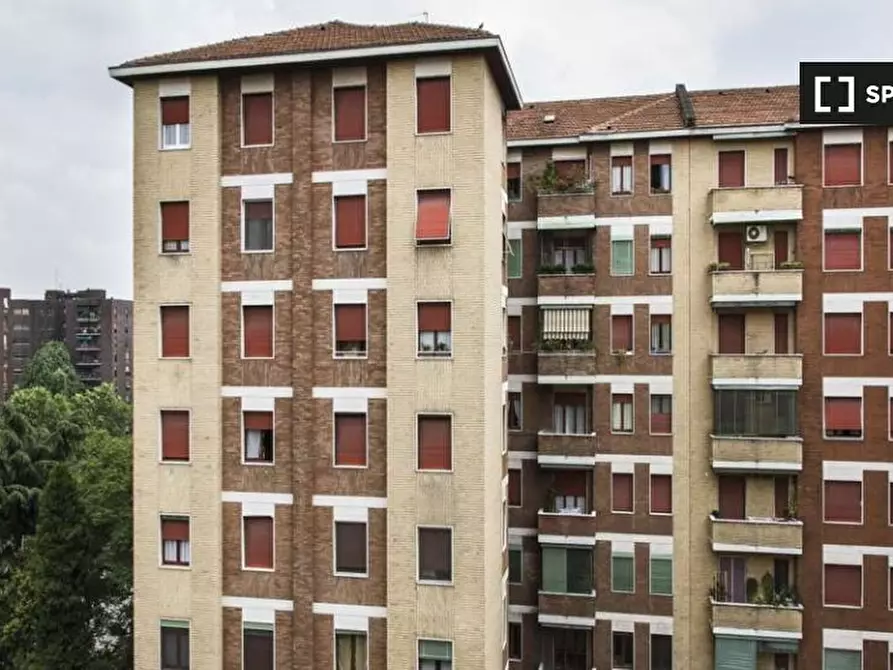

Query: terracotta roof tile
[688,85,800,127]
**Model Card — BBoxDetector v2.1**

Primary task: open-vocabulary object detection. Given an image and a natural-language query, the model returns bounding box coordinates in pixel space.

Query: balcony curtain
[335,632,367,670]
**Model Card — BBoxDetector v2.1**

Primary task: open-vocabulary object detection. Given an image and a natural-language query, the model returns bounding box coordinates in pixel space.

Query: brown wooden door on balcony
[718,476,746,519]
[718,314,745,354]
[774,313,789,354]
[774,230,789,266]
[717,231,745,270]
[774,476,790,517]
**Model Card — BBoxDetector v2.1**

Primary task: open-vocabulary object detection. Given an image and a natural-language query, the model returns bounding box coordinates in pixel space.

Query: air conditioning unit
[745,225,768,243]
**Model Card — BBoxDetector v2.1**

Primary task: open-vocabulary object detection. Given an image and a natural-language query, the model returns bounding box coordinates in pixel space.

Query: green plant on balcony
[537,263,567,275]
[778,260,804,270]
[538,338,595,353]
[707,261,731,273]
[534,161,594,195]
[571,262,595,274]
[751,572,801,607]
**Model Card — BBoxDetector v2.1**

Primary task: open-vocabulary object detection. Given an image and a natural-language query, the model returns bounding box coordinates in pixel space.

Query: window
[161,201,189,253]
[161,516,190,566]
[243,411,273,463]
[243,516,274,570]
[541,546,592,594]
[650,475,672,514]
[417,76,451,134]
[718,150,745,188]
[824,649,861,670]
[824,230,861,271]
[611,240,634,276]
[824,563,862,607]
[541,307,591,344]
[611,394,634,433]
[611,155,633,194]
[334,194,366,249]
[418,639,453,670]
[417,302,452,356]
[824,313,861,355]
[650,315,672,354]
[242,92,273,146]
[825,397,862,438]
[160,96,190,149]
[611,552,634,593]
[612,472,634,512]
[506,162,522,201]
[774,147,789,185]
[160,621,190,670]
[824,480,862,523]
[418,414,451,471]
[160,410,189,461]
[542,235,589,270]
[611,314,633,353]
[650,154,672,193]
[416,190,451,244]
[549,471,587,513]
[507,315,521,352]
[333,304,367,358]
[650,556,673,595]
[243,200,274,252]
[508,621,522,661]
[335,632,367,670]
[243,305,273,358]
[651,634,673,670]
[418,527,452,582]
[507,469,523,507]
[612,631,634,669]
[334,521,367,576]
[713,390,798,437]
[717,475,746,519]
[333,86,366,142]
[160,306,189,358]
[552,392,589,434]
[650,395,672,435]
[508,392,522,431]
[824,144,861,186]
[650,237,671,274]
[507,238,522,278]
[243,623,274,670]
[509,547,522,584]
[334,413,366,467]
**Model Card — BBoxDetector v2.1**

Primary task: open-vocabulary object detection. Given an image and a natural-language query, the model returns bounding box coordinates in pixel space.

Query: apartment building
[0,287,133,400]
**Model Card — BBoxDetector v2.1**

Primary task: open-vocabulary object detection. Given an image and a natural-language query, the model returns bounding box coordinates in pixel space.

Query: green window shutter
[565,548,592,594]
[650,557,673,595]
[160,619,190,629]
[508,239,522,278]
[714,637,756,670]
[542,547,568,593]
[611,554,634,593]
[419,639,453,661]
[611,240,634,275]
[824,649,861,670]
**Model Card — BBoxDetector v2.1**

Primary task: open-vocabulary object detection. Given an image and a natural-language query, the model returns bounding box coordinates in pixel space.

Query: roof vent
[543,114,556,123]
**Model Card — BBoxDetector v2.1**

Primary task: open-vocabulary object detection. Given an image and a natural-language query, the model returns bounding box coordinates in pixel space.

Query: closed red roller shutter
[244,411,273,431]
[612,473,633,512]
[333,86,366,141]
[774,147,789,185]
[243,93,273,145]
[824,231,861,270]
[161,306,190,358]
[161,202,189,243]
[161,410,190,460]
[611,315,632,351]
[416,190,451,241]
[718,151,745,187]
[718,475,746,519]
[334,195,366,248]
[416,77,451,133]
[824,144,861,186]
[824,313,861,354]
[824,480,862,522]
[824,564,861,606]
[717,231,745,269]
[243,305,273,358]
[418,415,451,470]
[244,517,273,568]
[161,517,189,542]
[334,304,366,343]
[718,314,745,354]
[161,97,189,125]
[418,302,451,331]
[650,475,672,513]
[774,312,789,354]
[825,398,862,432]
[335,414,367,466]
[507,470,522,505]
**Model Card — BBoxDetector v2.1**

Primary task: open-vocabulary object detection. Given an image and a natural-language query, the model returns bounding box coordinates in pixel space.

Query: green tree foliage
[72,383,132,437]
[18,341,81,396]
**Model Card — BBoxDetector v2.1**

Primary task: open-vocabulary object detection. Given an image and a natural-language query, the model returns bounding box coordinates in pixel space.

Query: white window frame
[648,238,672,275]
[332,192,369,252]
[158,303,191,360]
[415,411,454,473]
[158,514,191,569]
[241,303,276,360]
[822,228,864,273]
[332,518,370,579]
[332,410,370,470]
[416,525,454,586]
[416,299,453,359]
[241,514,276,572]
[610,239,635,277]
[332,302,369,360]
[822,312,863,357]
[158,408,192,464]
[241,408,275,466]
[822,561,863,608]
[331,67,368,144]
[611,394,634,434]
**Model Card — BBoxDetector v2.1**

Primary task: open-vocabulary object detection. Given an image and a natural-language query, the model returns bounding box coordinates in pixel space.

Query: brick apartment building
[109,20,893,670]
[0,288,133,401]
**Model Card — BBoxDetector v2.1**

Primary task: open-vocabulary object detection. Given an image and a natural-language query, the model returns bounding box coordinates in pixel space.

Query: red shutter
[507,316,521,351]
[652,237,671,249]
[508,470,522,506]
[416,190,451,240]
[161,306,190,358]
[718,314,746,354]
[244,517,274,568]
[418,302,451,332]
[161,97,189,125]
[824,564,862,606]
[244,630,274,670]
[244,411,273,431]
[717,231,745,269]
[161,202,189,243]
[718,151,745,187]
[890,399,893,440]
[774,313,789,354]
[333,86,366,142]
[824,314,861,354]
[416,77,451,133]
[161,410,190,460]
[506,163,521,180]
[243,306,273,358]
[718,476,746,519]
[418,415,452,470]
[774,148,789,185]
[243,93,273,145]
[825,398,862,432]
[773,230,789,266]
[651,154,671,166]
[161,517,189,542]
[611,315,632,351]
[612,473,633,512]
[334,304,366,343]
[650,475,672,513]
[554,471,587,497]
[334,195,366,249]
[650,403,672,435]
[334,414,367,467]
[824,144,861,186]
[245,200,272,222]
[612,156,632,169]
[824,480,862,522]
[824,231,861,270]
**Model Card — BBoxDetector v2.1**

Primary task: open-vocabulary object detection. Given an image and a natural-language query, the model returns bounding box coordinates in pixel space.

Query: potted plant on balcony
[571,261,595,274]
[778,260,804,270]
[707,261,731,273]
[537,263,567,275]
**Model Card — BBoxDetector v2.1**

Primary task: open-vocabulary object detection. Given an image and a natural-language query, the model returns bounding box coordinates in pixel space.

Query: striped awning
[541,308,591,340]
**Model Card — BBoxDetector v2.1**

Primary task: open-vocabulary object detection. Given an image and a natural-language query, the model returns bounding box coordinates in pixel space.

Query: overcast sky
[1,0,890,299]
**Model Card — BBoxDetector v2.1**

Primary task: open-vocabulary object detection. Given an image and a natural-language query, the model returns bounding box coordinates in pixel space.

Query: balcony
[538,509,597,539]
[710,268,803,308]
[711,436,803,473]
[711,601,803,637]
[710,354,802,386]
[537,347,597,377]
[710,515,803,555]
[77,313,100,323]
[537,190,596,230]
[538,591,596,626]
[537,432,597,467]
[709,185,803,225]
[75,359,101,368]
[537,268,595,297]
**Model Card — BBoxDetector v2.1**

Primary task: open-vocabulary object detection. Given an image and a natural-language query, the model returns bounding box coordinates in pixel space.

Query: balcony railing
[711,436,803,472]
[537,269,595,297]
[710,515,803,554]
[537,341,597,377]
[538,508,597,538]
[710,354,802,383]
[710,572,803,635]
[537,431,597,466]
[709,266,803,307]
[537,188,597,230]
[538,590,597,622]
[708,184,803,224]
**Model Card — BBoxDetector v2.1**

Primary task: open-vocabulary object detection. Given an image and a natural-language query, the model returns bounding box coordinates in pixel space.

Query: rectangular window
[611,240,634,276]
[334,194,367,249]
[825,397,862,438]
[506,162,522,201]
[611,394,634,433]
[650,395,672,434]
[334,521,367,576]
[774,147,789,185]
[824,230,861,271]
[160,96,190,149]
[418,414,451,471]
[160,306,190,358]
[650,557,673,595]
[651,634,673,670]
[416,190,451,244]
[508,391,522,431]
[718,150,745,187]
[333,304,367,358]
[650,154,672,193]
[507,238,522,278]
[243,305,273,358]
[161,410,189,461]
[824,313,861,355]
[552,392,589,434]
[824,144,862,186]
[824,649,861,670]
[243,411,273,463]
[334,413,366,467]
[243,516,274,570]
[509,546,522,584]
[611,155,633,194]
[417,302,452,356]
[824,563,862,607]
[541,546,593,594]
[243,623,274,670]
[161,516,190,566]
[612,472,634,512]
[611,314,633,353]
[418,639,453,670]
[508,621,522,661]
[650,474,672,514]
[161,201,190,253]
[650,315,672,354]
[243,200,274,252]
[649,237,671,274]
[333,86,366,142]
[242,92,273,146]
[160,621,190,670]
[713,389,797,437]
[508,469,522,507]
[548,471,587,514]
[612,631,634,669]
[824,480,862,523]
[418,527,452,582]
[542,234,589,270]
[417,76,451,134]
[335,631,367,670]
[611,553,634,593]
[507,315,521,352]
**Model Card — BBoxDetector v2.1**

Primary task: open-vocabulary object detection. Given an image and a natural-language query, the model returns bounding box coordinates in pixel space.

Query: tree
[19,341,81,396]
[71,384,132,438]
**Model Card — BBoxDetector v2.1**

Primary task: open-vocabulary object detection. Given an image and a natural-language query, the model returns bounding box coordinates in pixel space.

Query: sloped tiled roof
[688,85,800,127]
